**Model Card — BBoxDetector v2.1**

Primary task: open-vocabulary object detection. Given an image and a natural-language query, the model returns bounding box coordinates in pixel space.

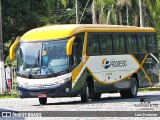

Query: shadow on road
[33,93,160,106]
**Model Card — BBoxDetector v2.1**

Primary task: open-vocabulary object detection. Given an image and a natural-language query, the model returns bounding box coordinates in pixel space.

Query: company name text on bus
[102,58,127,69]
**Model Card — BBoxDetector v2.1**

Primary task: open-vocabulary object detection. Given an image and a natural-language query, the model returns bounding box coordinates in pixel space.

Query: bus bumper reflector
[38,94,47,98]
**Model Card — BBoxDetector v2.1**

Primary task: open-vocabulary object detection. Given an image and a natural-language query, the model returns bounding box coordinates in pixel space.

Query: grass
[139,87,160,92]
[0,93,19,98]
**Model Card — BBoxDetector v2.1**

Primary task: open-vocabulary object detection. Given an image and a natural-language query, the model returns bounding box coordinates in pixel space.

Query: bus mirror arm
[9,40,20,60]
[66,36,76,56]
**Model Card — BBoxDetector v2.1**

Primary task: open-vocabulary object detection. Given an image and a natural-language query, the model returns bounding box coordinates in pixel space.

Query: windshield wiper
[53,69,69,76]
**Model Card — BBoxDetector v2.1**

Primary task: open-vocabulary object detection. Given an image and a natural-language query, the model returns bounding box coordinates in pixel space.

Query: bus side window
[99,34,113,55]
[71,34,84,70]
[125,34,138,53]
[113,34,125,54]
[146,34,157,53]
[87,34,100,56]
[138,34,147,53]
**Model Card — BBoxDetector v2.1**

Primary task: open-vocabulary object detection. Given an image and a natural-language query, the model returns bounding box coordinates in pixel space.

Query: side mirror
[9,40,20,60]
[66,36,75,55]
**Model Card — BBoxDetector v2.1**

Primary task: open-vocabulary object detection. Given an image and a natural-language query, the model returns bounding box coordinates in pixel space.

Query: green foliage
[2,0,55,65]
[4,40,15,67]
[139,88,160,92]
[1,0,160,66]
[0,93,18,98]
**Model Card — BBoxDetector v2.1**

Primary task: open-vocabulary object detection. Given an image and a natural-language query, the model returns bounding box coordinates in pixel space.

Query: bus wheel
[39,98,47,105]
[120,77,138,98]
[81,83,89,102]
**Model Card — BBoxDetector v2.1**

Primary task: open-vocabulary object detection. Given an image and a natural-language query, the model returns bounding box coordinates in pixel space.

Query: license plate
[38,94,47,98]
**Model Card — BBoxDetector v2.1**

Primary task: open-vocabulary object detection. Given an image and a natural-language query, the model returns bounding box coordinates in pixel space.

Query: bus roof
[21,24,156,41]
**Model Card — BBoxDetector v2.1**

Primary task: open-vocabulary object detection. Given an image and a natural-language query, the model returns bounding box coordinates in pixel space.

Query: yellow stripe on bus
[86,66,138,84]
[140,54,152,85]
[85,54,152,85]
[72,56,89,85]
[131,54,152,85]
[21,24,156,41]
[82,32,88,56]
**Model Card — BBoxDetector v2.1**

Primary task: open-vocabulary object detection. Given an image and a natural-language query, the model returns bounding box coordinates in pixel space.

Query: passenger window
[87,34,100,55]
[138,34,147,53]
[146,34,157,53]
[126,34,138,53]
[113,34,125,54]
[99,34,113,55]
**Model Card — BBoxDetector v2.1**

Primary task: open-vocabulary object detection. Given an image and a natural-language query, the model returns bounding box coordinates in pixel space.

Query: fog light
[65,88,69,92]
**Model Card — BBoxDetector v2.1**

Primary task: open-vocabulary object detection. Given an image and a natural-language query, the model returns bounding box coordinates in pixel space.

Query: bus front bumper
[18,80,72,98]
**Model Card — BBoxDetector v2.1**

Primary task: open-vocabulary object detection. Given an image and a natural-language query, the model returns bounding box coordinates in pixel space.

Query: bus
[9,24,159,104]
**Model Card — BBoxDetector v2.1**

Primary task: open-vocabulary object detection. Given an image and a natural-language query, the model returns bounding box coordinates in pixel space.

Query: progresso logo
[102,58,127,69]
[102,58,110,69]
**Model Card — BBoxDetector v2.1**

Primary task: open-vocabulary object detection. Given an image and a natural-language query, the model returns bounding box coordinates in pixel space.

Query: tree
[138,0,142,27]
[91,0,97,24]
[2,0,55,61]
[117,0,132,25]
[2,0,160,65]
[91,0,115,24]
[106,0,115,25]
[145,0,160,27]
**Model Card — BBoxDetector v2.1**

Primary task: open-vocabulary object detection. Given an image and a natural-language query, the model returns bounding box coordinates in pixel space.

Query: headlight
[58,78,70,84]
[18,82,28,87]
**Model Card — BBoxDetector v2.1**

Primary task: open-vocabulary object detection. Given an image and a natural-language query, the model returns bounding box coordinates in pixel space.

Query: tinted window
[138,34,147,53]
[99,34,113,55]
[146,34,157,53]
[113,34,125,54]
[71,33,84,70]
[126,34,138,53]
[87,34,100,55]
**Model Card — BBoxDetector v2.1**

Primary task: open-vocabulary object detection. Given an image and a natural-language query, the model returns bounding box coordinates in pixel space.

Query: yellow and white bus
[10,24,159,104]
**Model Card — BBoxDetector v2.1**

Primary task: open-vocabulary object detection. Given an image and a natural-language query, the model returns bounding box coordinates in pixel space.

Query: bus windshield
[18,40,68,76]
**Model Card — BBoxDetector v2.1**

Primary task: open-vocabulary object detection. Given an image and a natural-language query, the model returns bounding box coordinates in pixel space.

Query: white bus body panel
[86,55,139,83]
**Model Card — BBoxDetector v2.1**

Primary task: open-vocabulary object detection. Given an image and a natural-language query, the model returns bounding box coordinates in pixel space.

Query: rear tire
[120,77,138,98]
[81,83,89,102]
[39,98,47,105]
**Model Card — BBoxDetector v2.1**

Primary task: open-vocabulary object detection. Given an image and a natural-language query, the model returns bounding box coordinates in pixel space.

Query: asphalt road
[0,91,160,119]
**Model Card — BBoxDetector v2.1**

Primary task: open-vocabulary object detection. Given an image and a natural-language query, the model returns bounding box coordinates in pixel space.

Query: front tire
[120,77,138,98]
[81,83,89,102]
[39,98,47,105]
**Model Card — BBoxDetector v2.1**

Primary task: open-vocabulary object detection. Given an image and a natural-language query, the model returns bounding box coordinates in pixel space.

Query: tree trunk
[134,15,139,26]
[92,0,97,24]
[119,12,122,25]
[106,5,113,25]
[115,7,119,25]
[126,4,129,25]
[139,0,143,27]
[114,13,117,25]
[106,10,111,25]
